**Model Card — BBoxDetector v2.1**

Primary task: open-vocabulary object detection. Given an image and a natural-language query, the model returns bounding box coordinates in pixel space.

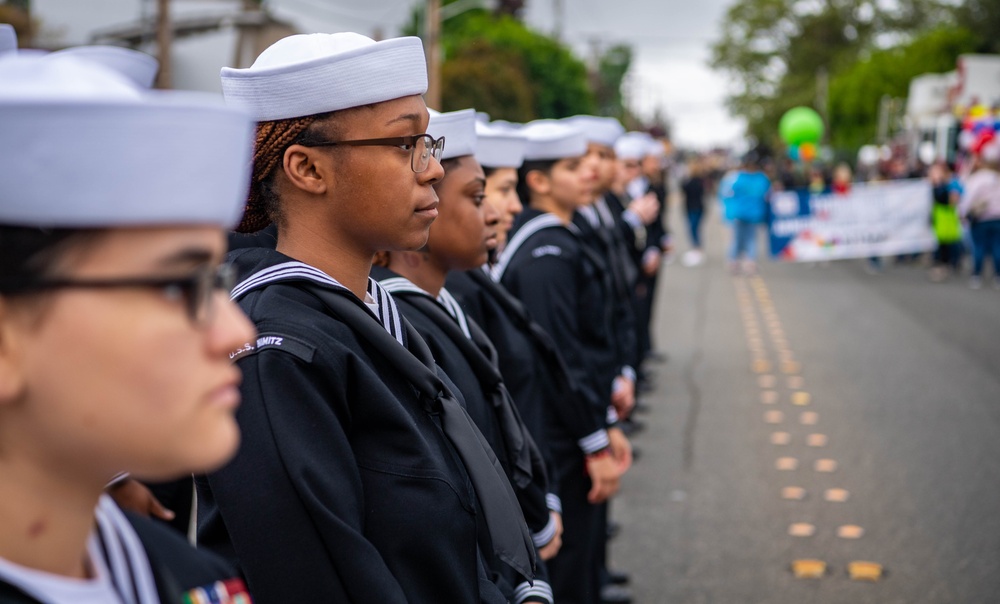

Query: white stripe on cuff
[532,514,558,548]
[578,429,611,454]
[622,209,643,229]
[621,365,637,383]
[545,493,562,514]
[514,580,554,604]
[607,406,620,425]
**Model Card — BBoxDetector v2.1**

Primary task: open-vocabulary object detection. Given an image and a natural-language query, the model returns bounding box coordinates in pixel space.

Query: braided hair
[238,113,335,234]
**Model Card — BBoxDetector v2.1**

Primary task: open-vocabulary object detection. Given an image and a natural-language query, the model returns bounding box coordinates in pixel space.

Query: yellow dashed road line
[733,274,883,581]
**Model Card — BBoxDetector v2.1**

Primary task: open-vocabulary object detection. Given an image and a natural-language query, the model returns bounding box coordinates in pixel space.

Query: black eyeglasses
[299,134,446,173]
[2,264,236,327]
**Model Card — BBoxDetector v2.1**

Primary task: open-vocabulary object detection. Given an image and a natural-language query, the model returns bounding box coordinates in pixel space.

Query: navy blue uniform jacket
[496,209,618,424]
[197,248,505,604]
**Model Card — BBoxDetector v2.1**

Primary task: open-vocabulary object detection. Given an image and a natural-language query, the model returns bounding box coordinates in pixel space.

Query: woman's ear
[525,169,551,197]
[0,300,27,405]
[282,145,332,196]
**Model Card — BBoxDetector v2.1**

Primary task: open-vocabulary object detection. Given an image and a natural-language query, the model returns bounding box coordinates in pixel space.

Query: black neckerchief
[300,283,536,581]
[385,284,538,491]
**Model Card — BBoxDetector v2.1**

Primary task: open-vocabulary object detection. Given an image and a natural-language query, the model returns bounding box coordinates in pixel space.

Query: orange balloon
[800,142,817,162]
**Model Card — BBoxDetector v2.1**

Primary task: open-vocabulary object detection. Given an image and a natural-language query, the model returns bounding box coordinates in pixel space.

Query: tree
[711,0,949,146]
[827,26,979,152]
[954,0,1000,54]
[405,6,596,120]
[440,38,535,120]
[495,0,525,18]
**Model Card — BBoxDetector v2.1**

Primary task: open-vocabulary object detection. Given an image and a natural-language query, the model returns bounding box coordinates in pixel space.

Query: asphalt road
[609,209,1000,603]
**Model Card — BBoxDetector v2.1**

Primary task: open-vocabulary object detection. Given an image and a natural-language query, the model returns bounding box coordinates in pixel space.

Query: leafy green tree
[405,6,596,119]
[954,0,1000,53]
[711,0,949,146]
[440,38,535,120]
[443,11,595,118]
[495,0,525,18]
[827,26,979,152]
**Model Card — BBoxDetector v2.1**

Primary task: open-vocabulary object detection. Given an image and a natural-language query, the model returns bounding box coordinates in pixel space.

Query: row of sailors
[0,26,669,604]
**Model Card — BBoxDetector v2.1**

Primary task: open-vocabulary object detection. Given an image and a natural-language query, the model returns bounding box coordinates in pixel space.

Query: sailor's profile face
[483,167,522,245]
[0,226,256,481]
[550,155,597,210]
[313,95,446,254]
[427,155,496,270]
[588,142,617,191]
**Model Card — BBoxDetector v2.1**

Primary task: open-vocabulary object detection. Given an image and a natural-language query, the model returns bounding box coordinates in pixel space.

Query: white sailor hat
[488,120,524,132]
[427,108,477,160]
[521,120,587,161]
[0,24,16,54]
[563,115,625,148]
[475,122,528,169]
[221,33,427,122]
[645,137,666,158]
[0,55,254,229]
[614,132,652,161]
[52,45,159,89]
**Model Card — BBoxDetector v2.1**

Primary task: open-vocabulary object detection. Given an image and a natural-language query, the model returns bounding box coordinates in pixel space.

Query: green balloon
[779,107,824,145]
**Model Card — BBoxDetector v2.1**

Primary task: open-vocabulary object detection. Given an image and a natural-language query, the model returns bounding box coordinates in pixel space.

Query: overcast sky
[32,0,745,149]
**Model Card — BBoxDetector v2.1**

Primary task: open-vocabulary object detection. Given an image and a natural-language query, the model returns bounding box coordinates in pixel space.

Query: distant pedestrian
[720,153,771,275]
[832,163,852,195]
[681,157,708,266]
[928,162,964,282]
[959,143,1000,289]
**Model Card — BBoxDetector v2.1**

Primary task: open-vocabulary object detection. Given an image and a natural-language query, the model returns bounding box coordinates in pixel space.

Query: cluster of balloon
[779,107,824,163]
[958,103,999,155]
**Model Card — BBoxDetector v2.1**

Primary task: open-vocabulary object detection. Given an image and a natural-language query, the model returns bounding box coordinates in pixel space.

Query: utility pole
[553,0,564,41]
[155,0,172,89]
[425,0,442,110]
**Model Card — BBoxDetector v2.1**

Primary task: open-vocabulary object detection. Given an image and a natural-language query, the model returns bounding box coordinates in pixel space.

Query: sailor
[195,33,533,603]
[565,115,640,421]
[0,53,256,603]
[565,116,643,604]
[41,42,200,536]
[618,133,670,366]
[373,108,555,604]
[50,45,159,88]
[446,117,640,599]
[608,134,666,387]
[492,120,628,604]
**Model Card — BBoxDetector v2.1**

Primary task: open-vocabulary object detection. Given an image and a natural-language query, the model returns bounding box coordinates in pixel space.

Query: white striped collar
[437,287,472,340]
[378,277,473,340]
[594,196,617,228]
[491,212,570,282]
[577,205,600,228]
[93,495,159,604]
[231,261,405,347]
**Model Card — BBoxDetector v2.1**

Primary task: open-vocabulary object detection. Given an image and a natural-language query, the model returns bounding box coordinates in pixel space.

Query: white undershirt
[363,292,380,318]
[0,535,126,604]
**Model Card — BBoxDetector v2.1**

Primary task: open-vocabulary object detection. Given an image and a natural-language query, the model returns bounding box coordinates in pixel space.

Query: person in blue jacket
[719,153,771,275]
